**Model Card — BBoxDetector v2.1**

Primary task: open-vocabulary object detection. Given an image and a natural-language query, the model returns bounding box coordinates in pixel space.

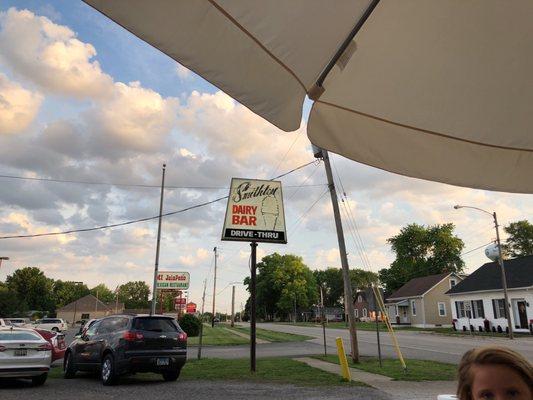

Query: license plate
[156,357,169,366]
[14,349,27,356]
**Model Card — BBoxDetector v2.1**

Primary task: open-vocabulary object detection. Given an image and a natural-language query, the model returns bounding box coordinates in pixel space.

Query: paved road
[0,372,389,400]
[248,323,533,364]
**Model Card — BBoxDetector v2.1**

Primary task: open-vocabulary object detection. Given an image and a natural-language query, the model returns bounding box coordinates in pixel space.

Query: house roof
[57,294,114,312]
[387,273,450,300]
[447,255,533,295]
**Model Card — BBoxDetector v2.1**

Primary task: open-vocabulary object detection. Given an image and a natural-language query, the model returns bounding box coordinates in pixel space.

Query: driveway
[0,373,389,400]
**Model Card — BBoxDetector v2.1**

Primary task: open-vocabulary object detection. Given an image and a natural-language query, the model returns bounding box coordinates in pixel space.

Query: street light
[0,256,9,270]
[453,205,513,339]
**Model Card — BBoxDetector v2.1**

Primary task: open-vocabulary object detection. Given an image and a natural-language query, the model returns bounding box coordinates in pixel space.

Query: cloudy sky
[0,1,531,313]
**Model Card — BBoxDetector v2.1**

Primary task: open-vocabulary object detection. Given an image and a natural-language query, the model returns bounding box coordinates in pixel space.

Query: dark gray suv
[64,315,187,385]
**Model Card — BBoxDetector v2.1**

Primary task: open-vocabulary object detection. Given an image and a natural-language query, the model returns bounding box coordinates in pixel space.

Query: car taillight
[37,343,53,351]
[0,345,6,352]
[177,332,187,342]
[123,331,144,341]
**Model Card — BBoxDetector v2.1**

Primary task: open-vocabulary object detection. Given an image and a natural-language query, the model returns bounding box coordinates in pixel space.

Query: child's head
[457,346,533,400]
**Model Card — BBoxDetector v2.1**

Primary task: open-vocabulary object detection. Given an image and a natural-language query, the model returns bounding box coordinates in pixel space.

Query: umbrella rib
[315,100,533,153]
[208,0,306,91]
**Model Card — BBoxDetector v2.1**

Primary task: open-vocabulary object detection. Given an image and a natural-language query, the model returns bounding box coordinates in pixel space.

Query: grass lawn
[187,324,249,346]
[313,355,457,381]
[49,358,362,387]
[229,325,313,342]
[279,321,388,331]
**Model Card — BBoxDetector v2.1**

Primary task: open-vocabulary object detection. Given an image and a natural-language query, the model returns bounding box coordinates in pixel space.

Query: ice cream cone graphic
[261,195,279,230]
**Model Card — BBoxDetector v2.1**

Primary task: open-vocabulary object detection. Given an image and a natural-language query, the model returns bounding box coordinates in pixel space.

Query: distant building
[447,255,533,334]
[385,273,463,328]
[353,287,384,321]
[56,294,124,324]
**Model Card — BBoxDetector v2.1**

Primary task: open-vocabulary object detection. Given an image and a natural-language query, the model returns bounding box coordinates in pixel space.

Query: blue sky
[0,2,531,313]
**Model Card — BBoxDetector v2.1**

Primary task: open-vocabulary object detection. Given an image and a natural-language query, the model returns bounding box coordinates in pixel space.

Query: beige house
[57,294,124,325]
[385,273,462,328]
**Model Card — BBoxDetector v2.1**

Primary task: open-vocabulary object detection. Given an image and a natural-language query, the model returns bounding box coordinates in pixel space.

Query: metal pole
[212,247,218,327]
[198,279,207,360]
[494,212,514,339]
[151,164,166,315]
[321,149,359,363]
[73,300,77,326]
[374,289,382,367]
[320,286,327,357]
[250,242,257,373]
[231,285,236,328]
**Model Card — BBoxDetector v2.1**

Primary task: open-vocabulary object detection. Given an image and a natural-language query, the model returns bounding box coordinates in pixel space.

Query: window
[362,308,367,318]
[357,295,362,303]
[438,302,446,317]
[492,299,507,319]
[450,279,457,287]
[354,309,359,318]
[456,301,466,318]
[471,300,485,319]
[0,331,41,341]
[133,317,178,332]
[81,313,90,320]
[411,300,417,316]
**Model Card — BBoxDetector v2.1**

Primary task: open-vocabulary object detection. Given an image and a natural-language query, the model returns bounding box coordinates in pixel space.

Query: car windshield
[133,317,178,333]
[0,331,42,340]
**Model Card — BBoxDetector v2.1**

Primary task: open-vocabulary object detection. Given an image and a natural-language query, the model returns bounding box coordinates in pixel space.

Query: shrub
[179,314,201,337]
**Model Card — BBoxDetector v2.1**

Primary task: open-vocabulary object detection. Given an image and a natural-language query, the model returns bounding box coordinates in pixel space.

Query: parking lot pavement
[0,374,391,400]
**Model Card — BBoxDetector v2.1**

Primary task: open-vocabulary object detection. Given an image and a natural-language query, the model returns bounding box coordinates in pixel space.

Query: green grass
[181,357,363,386]
[187,324,249,346]
[279,321,388,331]
[228,325,313,342]
[49,358,362,387]
[313,355,457,381]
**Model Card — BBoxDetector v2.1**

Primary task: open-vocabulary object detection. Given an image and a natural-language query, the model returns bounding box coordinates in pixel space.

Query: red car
[34,328,66,362]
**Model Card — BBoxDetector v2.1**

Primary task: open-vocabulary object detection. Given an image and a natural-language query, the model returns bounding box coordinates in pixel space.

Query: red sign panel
[186,302,197,313]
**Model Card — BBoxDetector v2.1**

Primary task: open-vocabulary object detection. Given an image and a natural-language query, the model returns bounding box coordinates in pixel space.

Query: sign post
[221,178,286,373]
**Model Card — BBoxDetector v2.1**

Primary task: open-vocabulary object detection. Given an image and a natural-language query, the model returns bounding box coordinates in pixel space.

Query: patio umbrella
[84,0,533,193]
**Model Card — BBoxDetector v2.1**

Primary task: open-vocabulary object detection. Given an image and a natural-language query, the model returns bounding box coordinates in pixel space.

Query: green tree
[313,268,343,307]
[0,286,27,316]
[379,223,464,293]
[90,284,115,303]
[53,280,90,308]
[350,269,379,292]
[6,267,55,313]
[118,281,150,309]
[244,253,318,321]
[503,220,533,258]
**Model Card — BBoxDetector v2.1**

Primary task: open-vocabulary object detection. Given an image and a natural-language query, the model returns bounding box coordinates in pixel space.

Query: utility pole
[320,286,327,357]
[316,147,359,362]
[231,285,236,327]
[211,247,218,327]
[198,279,207,359]
[494,212,514,339]
[151,164,166,315]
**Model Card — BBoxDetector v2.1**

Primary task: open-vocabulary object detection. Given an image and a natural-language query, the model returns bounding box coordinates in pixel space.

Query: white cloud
[175,64,191,80]
[0,73,42,134]
[0,8,113,98]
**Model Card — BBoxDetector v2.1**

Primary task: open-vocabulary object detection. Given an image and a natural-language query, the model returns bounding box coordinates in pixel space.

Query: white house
[446,255,532,334]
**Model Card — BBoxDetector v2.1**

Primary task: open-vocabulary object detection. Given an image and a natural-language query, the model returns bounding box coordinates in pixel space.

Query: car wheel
[64,351,76,379]
[162,367,181,382]
[32,373,48,386]
[101,354,117,386]
[52,327,59,332]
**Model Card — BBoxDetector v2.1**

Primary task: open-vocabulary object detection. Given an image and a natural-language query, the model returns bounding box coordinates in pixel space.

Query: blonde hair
[457,346,533,400]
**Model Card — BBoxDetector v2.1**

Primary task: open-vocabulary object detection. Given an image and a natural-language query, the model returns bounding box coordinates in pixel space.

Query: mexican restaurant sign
[222,178,286,244]
[156,271,190,290]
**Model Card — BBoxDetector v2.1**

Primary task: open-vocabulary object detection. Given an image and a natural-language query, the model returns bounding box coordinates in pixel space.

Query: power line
[461,241,494,257]
[269,133,301,178]
[0,172,324,190]
[0,160,317,240]
[287,187,330,235]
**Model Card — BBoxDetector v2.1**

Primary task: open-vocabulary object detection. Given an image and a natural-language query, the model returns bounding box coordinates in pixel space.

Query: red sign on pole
[186,302,197,313]
[174,297,187,305]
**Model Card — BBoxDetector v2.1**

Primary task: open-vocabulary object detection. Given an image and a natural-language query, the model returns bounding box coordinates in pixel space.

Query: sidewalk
[294,357,457,400]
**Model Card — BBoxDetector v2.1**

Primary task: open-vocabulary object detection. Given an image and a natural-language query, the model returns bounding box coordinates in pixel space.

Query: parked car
[5,318,30,327]
[34,329,66,362]
[0,319,12,327]
[77,318,99,336]
[0,327,52,385]
[64,315,187,385]
[33,318,68,332]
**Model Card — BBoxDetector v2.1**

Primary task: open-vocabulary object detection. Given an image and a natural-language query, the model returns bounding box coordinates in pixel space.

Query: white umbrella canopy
[84,0,533,193]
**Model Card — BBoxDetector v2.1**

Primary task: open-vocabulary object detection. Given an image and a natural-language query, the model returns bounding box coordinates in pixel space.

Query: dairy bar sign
[222,178,286,244]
